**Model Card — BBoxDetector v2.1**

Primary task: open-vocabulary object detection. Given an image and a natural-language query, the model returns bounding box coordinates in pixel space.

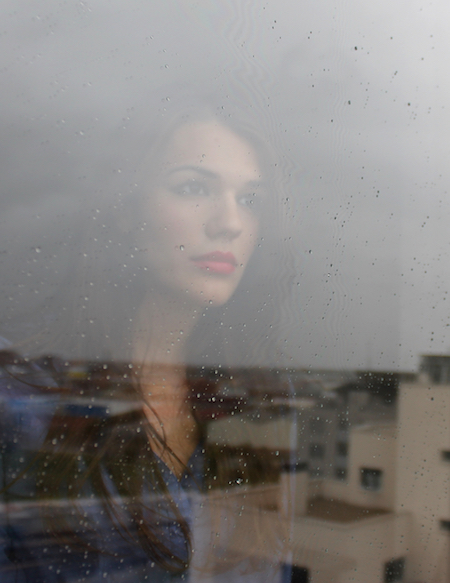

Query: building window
[282,564,309,583]
[335,468,347,480]
[336,442,348,456]
[338,418,349,431]
[309,443,325,459]
[384,558,405,582]
[310,418,325,435]
[310,467,323,478]
[360,467,383,491]
[291,565,309,583]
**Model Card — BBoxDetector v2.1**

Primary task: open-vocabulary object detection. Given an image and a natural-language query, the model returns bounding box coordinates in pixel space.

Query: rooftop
[306,497,388,523]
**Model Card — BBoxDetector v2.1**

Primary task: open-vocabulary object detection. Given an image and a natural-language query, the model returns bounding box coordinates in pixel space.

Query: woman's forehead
[160,121,262,181]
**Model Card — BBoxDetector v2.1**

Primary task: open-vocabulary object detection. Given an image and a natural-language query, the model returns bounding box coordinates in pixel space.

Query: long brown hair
[4,85,294,574]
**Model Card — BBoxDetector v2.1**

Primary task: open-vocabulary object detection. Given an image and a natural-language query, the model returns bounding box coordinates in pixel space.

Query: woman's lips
[191,252,237,274]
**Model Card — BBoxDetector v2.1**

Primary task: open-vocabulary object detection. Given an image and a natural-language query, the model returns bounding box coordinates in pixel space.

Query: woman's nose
[205,193,243,240]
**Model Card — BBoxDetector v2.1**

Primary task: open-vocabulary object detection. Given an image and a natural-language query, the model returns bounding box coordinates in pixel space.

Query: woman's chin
[189,293,230,309]
[149,273,242,311]
[195,284,240,309]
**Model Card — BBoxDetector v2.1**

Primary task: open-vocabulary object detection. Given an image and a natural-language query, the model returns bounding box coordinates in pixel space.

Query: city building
[209,361,449,582]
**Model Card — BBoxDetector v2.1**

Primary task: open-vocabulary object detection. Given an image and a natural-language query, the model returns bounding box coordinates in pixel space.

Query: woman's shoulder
[0,347,61,505]
[0,346,60,445]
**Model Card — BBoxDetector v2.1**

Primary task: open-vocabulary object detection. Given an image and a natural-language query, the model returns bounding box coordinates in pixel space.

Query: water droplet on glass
[179,245,185,251]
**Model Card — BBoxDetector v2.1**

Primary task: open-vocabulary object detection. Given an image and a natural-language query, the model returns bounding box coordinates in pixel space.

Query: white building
[395,375,450,582]
[208,370,450,582]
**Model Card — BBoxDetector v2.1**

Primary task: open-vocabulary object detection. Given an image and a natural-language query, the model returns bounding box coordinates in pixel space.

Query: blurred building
[210,360,450,582]
[2,352,447,581]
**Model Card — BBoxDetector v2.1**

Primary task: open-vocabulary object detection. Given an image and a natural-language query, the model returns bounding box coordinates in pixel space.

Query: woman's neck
[141,381,199,478]
[132,287,201,478]
[133,287,200,367]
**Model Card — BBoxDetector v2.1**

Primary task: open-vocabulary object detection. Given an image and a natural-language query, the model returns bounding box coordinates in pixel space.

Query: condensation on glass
[0,1,448,582]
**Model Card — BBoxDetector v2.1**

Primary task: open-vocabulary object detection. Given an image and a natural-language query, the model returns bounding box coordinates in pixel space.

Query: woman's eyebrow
[166,166,266,188]
[166,165,218,179]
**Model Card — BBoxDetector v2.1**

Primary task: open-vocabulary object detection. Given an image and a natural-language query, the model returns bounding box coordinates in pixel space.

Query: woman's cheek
[156,201,203,249]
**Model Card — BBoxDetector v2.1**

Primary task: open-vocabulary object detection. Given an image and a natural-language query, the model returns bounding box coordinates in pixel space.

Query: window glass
[384,558,405,583]
[360,467,383,491]
[0,1,448,582]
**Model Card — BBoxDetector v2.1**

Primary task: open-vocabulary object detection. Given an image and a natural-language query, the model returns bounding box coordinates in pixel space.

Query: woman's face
[142,121,266,307]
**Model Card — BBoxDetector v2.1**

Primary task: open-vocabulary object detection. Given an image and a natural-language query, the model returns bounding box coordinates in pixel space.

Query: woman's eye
[174,180,209,197]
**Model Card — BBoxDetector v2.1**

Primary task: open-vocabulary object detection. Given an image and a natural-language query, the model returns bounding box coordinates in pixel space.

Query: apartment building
[209,365,450,582]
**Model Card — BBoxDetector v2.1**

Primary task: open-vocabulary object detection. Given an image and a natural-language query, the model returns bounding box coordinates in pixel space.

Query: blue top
[0,349,290,582]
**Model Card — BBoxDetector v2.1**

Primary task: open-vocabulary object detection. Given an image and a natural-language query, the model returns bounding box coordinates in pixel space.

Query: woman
[0,92,294,582]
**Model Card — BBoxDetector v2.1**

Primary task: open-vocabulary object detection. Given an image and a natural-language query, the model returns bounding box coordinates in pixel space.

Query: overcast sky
[1,0,449,371]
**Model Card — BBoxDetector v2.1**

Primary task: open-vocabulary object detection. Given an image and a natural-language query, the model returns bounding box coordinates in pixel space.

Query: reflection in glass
[1,0,450,581]
[0,85,296,582]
